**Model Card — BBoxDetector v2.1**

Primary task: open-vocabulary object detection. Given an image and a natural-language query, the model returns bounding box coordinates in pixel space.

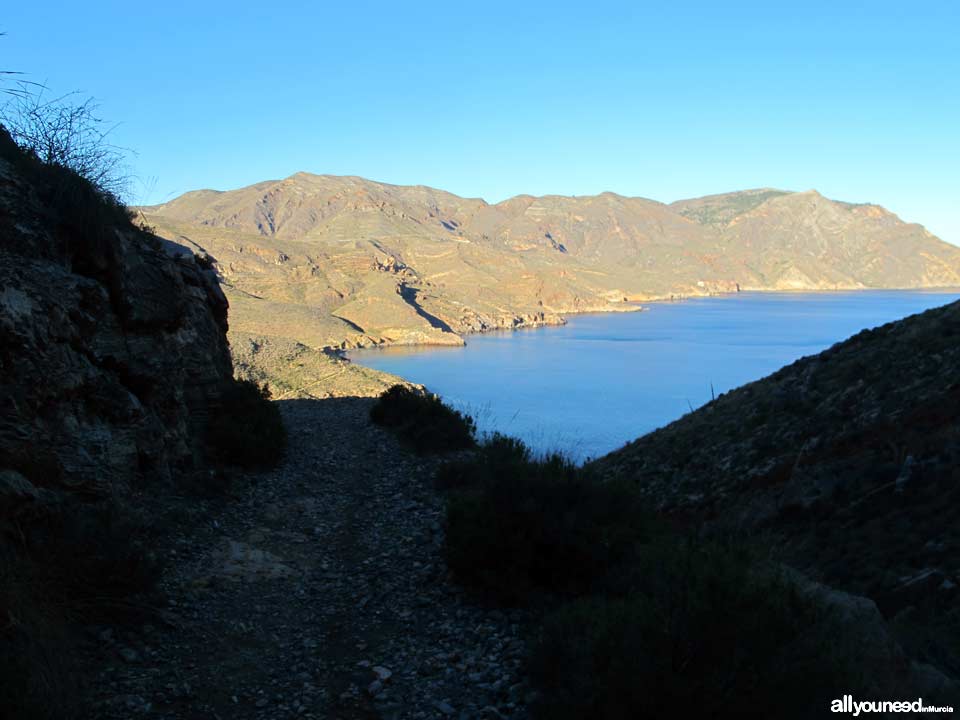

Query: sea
[349,290,960,463]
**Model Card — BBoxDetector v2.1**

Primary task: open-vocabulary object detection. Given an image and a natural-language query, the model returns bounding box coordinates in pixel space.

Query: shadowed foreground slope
[592,298,960,679]
[0,126,235,718]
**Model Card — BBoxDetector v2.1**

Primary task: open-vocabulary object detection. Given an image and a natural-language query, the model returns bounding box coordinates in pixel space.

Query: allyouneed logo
[831,696,955,715]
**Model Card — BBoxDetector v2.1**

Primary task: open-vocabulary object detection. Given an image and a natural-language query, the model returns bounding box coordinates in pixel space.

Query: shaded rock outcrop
[0,129,234,501]
[795,574,959,700]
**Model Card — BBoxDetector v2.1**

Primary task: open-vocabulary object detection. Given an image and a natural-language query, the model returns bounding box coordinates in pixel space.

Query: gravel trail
[87,398,531,720]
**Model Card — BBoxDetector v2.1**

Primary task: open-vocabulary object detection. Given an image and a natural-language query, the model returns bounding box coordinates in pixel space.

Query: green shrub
[528,541,852,720]
[443,436,654,603]
[208,380,286,468]
[370,385,476,454]
[435,432,529,490]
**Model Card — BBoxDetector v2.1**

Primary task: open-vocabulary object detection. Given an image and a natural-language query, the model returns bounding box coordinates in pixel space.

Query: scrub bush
[443,436,654,604]
[370,385,476,454]
[208,380,286,468]
[528,541,853,720]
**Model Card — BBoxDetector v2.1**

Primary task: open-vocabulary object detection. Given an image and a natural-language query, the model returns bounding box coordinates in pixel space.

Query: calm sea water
[349,291,960,462]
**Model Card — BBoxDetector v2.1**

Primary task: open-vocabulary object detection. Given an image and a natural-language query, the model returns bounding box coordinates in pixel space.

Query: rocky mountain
[139,174,960,392]
[592,298,960,681]
[0,128,234,499]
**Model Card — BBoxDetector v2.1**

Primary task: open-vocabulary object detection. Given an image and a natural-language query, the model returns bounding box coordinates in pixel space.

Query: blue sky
[3,1,958,244]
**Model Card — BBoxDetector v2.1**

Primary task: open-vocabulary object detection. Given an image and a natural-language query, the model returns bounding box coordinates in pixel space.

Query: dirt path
[86,398,531,720]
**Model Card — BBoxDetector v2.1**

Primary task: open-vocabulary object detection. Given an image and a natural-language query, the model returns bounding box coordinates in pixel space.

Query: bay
[350,290,960,462]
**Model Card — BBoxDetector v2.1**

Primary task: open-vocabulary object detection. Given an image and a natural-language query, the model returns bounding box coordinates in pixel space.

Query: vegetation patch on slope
[230,331,410,400]
[436,432,888,719]
[370,385,476,454]
[441,435,653,603]
[208,379,287,470]
[528,543,852,720]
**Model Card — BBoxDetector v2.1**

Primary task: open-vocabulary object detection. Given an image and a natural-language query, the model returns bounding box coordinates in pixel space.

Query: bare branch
[1,84,132,199]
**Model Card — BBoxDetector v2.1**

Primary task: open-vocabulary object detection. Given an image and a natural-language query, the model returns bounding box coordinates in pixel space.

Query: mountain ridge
[140,173,960,395]
[146,172,954,259]
[151,175,915,221]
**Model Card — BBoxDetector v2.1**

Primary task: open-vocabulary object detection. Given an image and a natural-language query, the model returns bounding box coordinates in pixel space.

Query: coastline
[343,288,960,463]
[242,285,960,401]
[338,284,960,361]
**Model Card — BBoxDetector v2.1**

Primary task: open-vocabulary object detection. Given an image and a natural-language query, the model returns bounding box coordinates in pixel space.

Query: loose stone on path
[85,397,531,720]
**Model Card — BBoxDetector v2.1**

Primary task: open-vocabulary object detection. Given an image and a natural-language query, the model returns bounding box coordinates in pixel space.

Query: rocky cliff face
[0,130,234,501]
